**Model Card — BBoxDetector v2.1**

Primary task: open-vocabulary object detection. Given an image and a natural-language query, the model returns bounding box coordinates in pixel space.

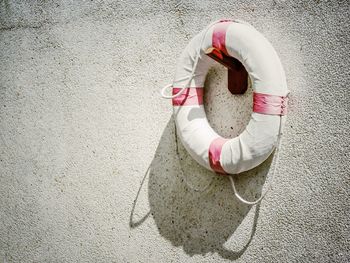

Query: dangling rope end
[229,175,265,205]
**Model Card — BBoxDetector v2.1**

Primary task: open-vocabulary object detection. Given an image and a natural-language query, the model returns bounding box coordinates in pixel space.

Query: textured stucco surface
[0,0,349,262]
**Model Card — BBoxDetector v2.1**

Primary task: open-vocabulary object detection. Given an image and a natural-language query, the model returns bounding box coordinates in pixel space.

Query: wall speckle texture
[0,0,349,262]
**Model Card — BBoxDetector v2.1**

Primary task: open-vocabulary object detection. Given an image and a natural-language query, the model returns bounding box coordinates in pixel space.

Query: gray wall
[0,1,349,262]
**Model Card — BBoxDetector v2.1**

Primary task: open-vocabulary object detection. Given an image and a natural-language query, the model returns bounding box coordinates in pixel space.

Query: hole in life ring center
[203,60,252,139]
[205,48,248,95]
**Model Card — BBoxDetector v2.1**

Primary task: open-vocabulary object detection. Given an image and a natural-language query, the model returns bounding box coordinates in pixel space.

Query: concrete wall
[0,1,349,262]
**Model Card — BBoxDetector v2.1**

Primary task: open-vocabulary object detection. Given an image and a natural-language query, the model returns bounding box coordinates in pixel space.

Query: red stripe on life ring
[212,21,232,56]
[172,88,204,106]
[209,137,229,174]
[253,92,288,116]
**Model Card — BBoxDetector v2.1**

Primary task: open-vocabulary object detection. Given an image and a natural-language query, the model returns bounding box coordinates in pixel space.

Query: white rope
[160,20,222,99]
[229,116,284,205]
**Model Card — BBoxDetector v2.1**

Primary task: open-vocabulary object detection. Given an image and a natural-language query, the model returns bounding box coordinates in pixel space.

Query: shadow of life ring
[161,19,289,204]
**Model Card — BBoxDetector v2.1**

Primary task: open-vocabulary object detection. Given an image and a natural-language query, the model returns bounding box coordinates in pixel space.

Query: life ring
[161,19,289,202]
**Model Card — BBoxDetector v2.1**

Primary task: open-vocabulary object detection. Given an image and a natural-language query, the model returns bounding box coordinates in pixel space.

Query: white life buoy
[161,19,289,203]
